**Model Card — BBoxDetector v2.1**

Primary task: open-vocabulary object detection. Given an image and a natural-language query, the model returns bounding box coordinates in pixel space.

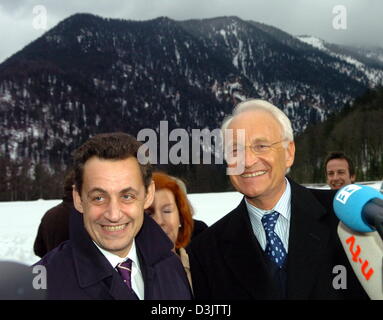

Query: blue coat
[35,210,192,300]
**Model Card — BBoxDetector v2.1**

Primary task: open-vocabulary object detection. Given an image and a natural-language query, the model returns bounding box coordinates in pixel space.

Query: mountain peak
[1,14,382,184]
[53,12,105,29]
[296,35,327,50]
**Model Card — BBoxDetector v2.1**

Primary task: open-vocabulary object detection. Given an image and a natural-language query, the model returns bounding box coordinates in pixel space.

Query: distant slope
[297,35,383,87]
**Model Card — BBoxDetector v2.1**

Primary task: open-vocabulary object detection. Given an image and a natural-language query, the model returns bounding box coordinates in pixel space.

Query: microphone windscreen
[333,184,383,233]
[337,222,383,300]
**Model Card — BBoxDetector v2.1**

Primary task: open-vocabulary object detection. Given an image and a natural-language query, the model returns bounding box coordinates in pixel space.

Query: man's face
[227,110,295,210]
[73,156,154,258]
[326,158,355,190]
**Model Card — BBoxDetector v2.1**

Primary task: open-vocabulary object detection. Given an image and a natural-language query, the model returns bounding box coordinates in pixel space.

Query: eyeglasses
[230,139,287,156]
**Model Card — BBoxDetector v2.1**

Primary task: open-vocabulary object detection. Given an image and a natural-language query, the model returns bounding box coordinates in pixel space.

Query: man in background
[33,170,74,258]
[325,151,356,190]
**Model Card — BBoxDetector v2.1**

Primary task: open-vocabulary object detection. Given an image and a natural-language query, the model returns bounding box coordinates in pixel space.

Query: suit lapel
[108,272,139,300]
[70,209,138,300]
[137,249,155,300]
[286,180,330,299]
[220,199,278,299]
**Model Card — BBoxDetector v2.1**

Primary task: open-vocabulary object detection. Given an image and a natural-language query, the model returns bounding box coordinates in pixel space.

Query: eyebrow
[250,138,270,144]
[161,203,174,209]
[232,137,269,145]
[119,187,139,195]
[87,187,139,197]
[87,188,107,196]
[327,170,347,174]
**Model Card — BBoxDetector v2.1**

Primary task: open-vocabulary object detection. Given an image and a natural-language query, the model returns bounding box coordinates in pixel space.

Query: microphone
[337,223,383,300]
[333,184,383,300]
[333,184,383,239]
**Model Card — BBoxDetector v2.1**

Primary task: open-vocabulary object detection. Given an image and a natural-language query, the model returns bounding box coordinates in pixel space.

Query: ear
[73,187,84,213]
[350,174,356,183]
[285,140,295,169]
[144,180,155,209]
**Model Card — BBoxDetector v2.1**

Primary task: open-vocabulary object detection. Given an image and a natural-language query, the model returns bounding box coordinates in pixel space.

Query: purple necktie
[116,259,138,298]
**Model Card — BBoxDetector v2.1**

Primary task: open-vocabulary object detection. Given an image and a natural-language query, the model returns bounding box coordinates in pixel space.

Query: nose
[104,198,123,222]
[244,146,259,169]
[152,211,166,227]
[333,172,341,181]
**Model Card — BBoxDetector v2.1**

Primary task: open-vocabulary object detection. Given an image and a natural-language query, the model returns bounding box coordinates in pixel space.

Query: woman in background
[146,172,204,288]
[170,176,208,239]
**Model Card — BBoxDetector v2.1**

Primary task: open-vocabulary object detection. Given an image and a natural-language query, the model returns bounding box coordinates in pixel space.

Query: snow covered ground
[0,181,381,266]
[0,192,243,265]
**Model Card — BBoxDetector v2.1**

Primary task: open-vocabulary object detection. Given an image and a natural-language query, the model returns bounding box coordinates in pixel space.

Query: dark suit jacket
[191,219,208,239]
[187,179,369,300]
[33,198,72,258]
[35,209,192,300]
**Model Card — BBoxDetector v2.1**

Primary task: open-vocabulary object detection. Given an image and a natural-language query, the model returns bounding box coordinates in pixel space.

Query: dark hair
[63,169,75,201]
[73,132,152,193]
[151,172,194,249]
[324,151,355,176]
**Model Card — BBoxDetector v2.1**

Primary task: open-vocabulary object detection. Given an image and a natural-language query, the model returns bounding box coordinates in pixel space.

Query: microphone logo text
[335,185,362,205]
[345,235,374,281]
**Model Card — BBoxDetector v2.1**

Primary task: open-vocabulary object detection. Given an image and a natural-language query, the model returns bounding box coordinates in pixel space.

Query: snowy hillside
[297,35,383,87]
[1,14,379,180]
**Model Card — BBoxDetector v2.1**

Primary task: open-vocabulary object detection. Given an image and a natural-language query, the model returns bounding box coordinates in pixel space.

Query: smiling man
[187,99,368,300]
[35,133,191,300]
[325,151,356,190]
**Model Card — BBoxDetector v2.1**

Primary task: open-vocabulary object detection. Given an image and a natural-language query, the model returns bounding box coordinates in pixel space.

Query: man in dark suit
[33,170,74,258]
[35,132,191,300]
[187,99,368,300]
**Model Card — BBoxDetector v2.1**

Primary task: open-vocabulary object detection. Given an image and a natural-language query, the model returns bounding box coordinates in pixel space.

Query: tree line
[0,157,66,201]
[1,87,382,201]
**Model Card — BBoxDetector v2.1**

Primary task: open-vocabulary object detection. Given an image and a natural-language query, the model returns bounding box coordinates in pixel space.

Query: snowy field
[0,181,381,266]
[0,192,242,265]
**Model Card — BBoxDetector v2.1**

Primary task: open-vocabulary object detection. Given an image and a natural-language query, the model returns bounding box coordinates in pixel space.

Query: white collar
[245,177,291,221]
[93,239,140,269]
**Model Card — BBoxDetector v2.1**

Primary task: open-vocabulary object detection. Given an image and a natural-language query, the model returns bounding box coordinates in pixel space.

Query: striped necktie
[116,259,138,299]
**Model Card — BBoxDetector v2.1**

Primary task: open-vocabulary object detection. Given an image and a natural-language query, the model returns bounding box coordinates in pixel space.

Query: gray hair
[221,99,294,147]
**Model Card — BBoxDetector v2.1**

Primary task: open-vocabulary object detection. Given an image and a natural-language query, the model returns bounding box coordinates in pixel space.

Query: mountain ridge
[0,13,382,199]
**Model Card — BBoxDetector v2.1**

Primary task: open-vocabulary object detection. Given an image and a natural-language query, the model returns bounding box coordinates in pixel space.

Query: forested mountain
[0,13,382,199]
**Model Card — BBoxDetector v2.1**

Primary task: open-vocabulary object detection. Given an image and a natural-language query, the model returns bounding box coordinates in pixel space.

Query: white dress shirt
[245,178,291,253]
[93,239,145,299]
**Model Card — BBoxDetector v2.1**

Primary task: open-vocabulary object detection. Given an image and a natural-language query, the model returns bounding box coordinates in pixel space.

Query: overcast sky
[0,0,382,63]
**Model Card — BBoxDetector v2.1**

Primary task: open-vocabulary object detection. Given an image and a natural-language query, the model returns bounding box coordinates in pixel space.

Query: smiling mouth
[102,224,127,232]
[332,183,344,188]
[241,170,267,178]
